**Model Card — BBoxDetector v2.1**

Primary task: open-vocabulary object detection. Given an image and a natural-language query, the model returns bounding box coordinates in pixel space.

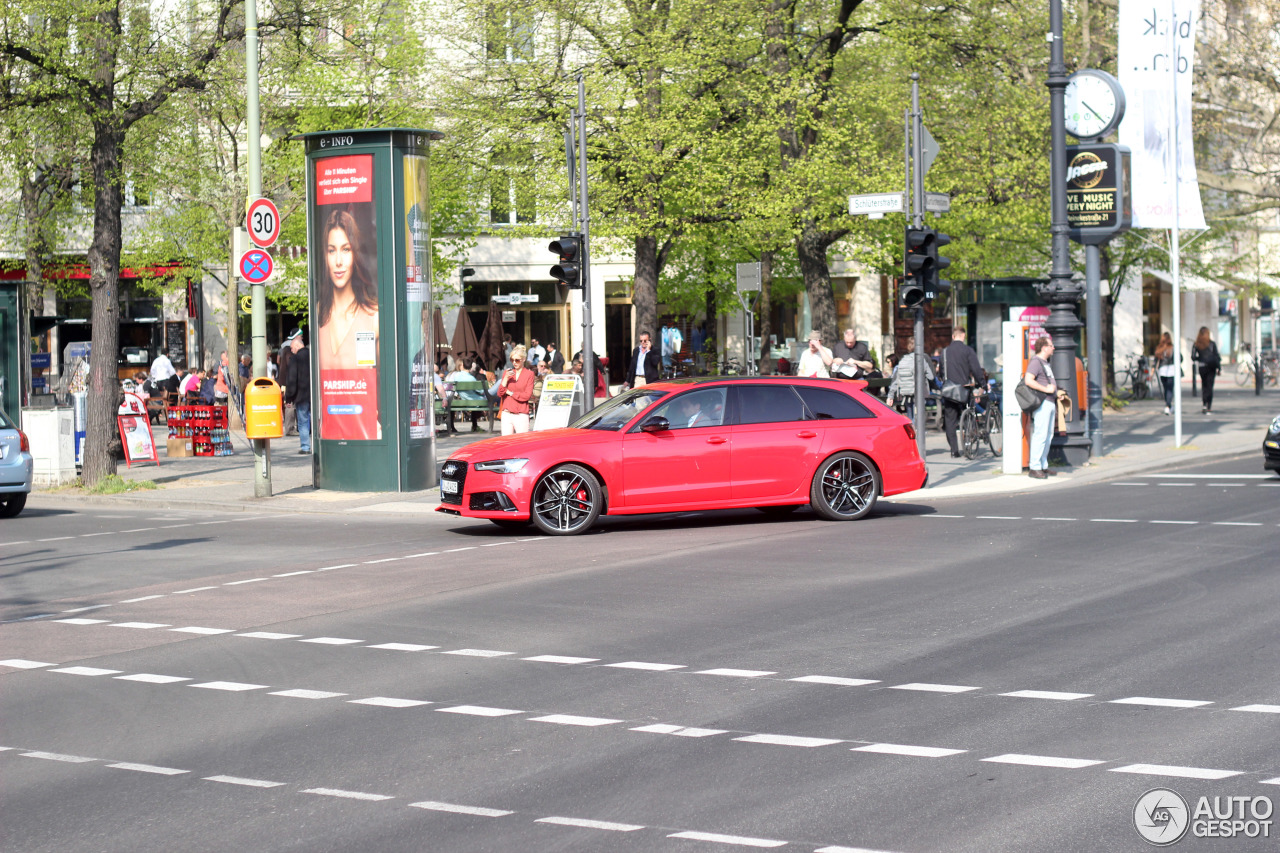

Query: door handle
[796,430,817,439]
[706,436,727,445]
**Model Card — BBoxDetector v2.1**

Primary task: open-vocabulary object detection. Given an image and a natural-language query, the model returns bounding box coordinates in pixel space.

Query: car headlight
[1270,415,1280,434]
[473,458,530,474]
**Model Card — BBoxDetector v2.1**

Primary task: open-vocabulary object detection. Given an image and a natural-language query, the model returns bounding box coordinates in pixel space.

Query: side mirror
[640,415,670,434]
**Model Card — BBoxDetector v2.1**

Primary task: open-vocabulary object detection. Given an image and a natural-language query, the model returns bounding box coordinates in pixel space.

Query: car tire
[489,518,530,531]
[756,504,801,516]
[809,452,879,521]
[0,493,27,519]
[530,464,602,535]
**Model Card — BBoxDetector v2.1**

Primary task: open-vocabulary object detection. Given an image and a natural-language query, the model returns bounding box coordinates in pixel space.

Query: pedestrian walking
[284,333,312,453]
[940,328,985,457]
[279,331,298,435]
[1154,331,1176,414]
[1192,326,1221,414]
[497,344,534,435]
[887,337,935,422]
[1024,336,1058,478]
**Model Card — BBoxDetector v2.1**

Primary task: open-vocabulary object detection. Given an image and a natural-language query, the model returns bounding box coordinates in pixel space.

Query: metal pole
[1169,0,1183,447]
[576,75,594,413]
[910,75,926,459]
[564,124,578,228]
[246,0,270,496]
[1085,244,1103,457]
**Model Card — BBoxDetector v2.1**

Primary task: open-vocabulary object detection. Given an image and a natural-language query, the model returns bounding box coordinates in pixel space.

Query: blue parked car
[0,407,33,517]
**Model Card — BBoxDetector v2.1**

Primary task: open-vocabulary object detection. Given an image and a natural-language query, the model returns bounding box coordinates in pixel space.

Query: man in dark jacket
[626,330,661,387]
[284,333,312,453]
[546,342,566,374]
[940,328,985,457]
[278,330,298,435]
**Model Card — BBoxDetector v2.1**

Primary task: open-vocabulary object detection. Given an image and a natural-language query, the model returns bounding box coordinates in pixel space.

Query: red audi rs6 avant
[437,376,927,535]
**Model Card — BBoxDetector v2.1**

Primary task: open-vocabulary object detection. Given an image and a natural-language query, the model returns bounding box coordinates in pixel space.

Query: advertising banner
[315,153,381,440]
[1117,0,1206,229]
[404,154,432,439]
[1067,143,1132,245]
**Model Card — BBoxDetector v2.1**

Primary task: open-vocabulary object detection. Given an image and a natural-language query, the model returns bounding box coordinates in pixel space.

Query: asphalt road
[2,456,1278,852]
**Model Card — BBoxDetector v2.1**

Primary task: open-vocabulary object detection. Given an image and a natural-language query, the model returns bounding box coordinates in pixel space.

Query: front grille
[440,459,467,505]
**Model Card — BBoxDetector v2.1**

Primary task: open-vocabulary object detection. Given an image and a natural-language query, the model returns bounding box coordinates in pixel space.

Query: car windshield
[571,388,667,431]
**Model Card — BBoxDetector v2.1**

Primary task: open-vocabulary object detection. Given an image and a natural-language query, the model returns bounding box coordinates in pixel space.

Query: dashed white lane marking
[0,659,53,669]
[1136,474,1273,479]
[1110,764,1241,780]
[204,775,285,788]
[1111,483,1147,486]
[443,547,476,553]
[316,564,356,571]
[189,681,268,692]
[536,816,644,832]
[1032,517,1076,521]
[854,743,966,758]
[50,666,120,676]
[1090,518,1137,523]
[273,571,314,578]
[270,689,347,700]
[299,637,362,645]
[735,734,843,748]
[171,627,235,635]
[1263,778,1280,786]
[926,514,965,518]
[666,830,786,847]
[1001,690,1093,701]
[442,648,512,657]
[1214,521,1262,526]
[107,762,188,775]
[55,618,110,625]
[173,586,218,594]
[436,705,522,717]
[889,683,979,694]
[224,578,268,586]
[976,516,1021,520]
[606,661,685,671]
[116,674,190,684]
[349,697,430,708]
[790,676,880,687]
[61,605,110,613]
[236,632,303,640]
[524,655,598,664]
[37,536,74,542]
[303,787,393,801]
[632,724,727,737]
[529,714,622,727]
[696,668,777,678]
[368,643,437,652]
[110,622,170,629]
[363,557,402,564]
[1157,483,1195,487]
[1231,705,1280,714]
[982,754,1104,769]
[0,540,32,546]
[1110,697,1213,709]
[402,552,439,558]
[1151,520,1198,525]
[1209,483,1246,487]
[410,800,512,817]
[22,751,95,763]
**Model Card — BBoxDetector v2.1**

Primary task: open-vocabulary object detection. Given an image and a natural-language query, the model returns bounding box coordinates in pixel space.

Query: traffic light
[925,229,951,298]
[902,226,930,307]
[549,233,582,290]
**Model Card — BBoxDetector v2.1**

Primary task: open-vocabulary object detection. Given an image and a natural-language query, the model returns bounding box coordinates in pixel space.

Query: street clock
[1064,69,1126,141]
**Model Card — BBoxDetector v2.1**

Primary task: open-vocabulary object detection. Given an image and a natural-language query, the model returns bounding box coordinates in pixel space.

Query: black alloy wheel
[809,452,879,521]
[530,464,603,535]
[0,493,27,518]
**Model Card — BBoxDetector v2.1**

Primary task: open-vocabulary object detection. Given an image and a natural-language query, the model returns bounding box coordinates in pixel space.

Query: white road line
[1150,520,1198,525]
[854,743,966,758]
[523,655,598,664]
[982,754,1104,769]
[480,542,514,547]
[409,801,512,817]
[172,587,218,594]
[1260,484,1280,488]
[631,724,727,737]
[197,520,234,525]
[1137,474,1272,479]
[1110,483,1147,487]
[888,683,979,694]
[224,578,268,585]
[270,689,347,700]
[1110,697,1212,709]
[50,667,121,676]
[695,668,777,678]
[236,632,304,640]
[110,622,171,629]
[976,516,1022,520]
[299,637,363,645]
[54,618,110,625]
[273,571,314,578]
[606,661,685,671]
[436,705,522,717]
[1110,764,1241,780]
[924,514,965,518]
[363,557,403,564]
[106,762,188,775]
[443,649,512,657]
[1213,522,1262,526]
[403,552,440,558]
[666,830,786,847]
[302,788,393,801]
[79,532,112,537]
[115,674,190,684]
[160,524,194,529]
[1090,518,1137,523]
[537,816,644,832]
[1209,483,1246,487]
[1001,690,1093,701]
[189,681,268,692]
[316,564,356,571]
[120,528,157,533]
[349,697,431,708]
[368,643,438,652]
[1230,705,1280,714]
[1032,517,1077,521]
[22,751,95,763]
[61,605,110,613]
[17,613,53,621]
[171,627,235,635]
[204,775,285,788]
[529,714,622,727]
[444,547,476,553]
[1263,778,1280,786]
[1157,483,1195,487]
[790,676,880,687]
[0,540,32,546]
[37,536,74,542]
[735,734,843,748]
[0,659,54,669]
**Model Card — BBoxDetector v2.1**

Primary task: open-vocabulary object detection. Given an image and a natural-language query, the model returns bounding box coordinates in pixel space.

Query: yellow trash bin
[244,377,284,439]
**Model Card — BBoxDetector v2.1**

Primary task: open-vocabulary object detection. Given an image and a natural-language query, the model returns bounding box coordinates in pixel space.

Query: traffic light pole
[575,75,595,413]
[909,75,927,459]
[246,0,270,497]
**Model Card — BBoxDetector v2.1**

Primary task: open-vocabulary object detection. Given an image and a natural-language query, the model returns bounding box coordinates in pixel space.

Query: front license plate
[440,479,459,495]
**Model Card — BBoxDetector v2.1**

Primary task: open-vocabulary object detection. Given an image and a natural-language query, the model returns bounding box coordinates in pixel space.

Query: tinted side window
[737,385,808,424]
[794,386,873,420]
[637,387,728,431]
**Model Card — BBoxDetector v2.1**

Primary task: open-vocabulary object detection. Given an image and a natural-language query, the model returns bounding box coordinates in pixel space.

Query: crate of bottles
[166,405,234,457]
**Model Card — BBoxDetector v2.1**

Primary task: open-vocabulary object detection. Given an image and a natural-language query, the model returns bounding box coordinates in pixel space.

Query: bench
[435,380,496,432]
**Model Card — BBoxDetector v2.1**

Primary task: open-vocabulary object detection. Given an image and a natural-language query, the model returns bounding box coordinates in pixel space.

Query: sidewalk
[30,383,1276,515]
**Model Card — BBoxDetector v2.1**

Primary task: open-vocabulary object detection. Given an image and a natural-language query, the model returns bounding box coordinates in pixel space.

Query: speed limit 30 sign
[247,197,281,248]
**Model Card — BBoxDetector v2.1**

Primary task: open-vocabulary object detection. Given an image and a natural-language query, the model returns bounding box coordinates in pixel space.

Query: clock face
[1064,70,1123,140]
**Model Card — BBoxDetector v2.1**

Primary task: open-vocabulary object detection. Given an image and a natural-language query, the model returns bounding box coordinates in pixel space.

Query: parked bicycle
[959,381,1002,459]
[1235,347,1279,387]
[1113,353,1150,400]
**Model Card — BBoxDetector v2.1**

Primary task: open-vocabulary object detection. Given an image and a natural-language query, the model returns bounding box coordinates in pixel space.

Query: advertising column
[404,153,431,441]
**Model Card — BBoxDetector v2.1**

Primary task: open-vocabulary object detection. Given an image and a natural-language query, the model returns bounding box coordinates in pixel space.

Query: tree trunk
[797,225,838,344]
[633,235,658,345]
[758,251,773,372]
[82,125,126,487]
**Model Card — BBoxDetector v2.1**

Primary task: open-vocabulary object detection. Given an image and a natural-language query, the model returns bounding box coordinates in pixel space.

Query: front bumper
[1264,435,1280,471]
[437,460,535,519]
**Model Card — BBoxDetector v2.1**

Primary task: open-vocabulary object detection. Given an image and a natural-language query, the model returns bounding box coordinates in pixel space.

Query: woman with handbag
[1154,332,1177,414]
[1192,326,1221,414]
[1024,336,1058,479]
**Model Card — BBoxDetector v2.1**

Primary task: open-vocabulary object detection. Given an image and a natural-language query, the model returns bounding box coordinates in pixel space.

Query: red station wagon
[437,376,927,535]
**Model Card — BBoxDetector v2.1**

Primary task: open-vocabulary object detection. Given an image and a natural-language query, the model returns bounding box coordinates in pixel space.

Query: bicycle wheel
[1236,364,1252,387]
[985,402,1003,456]
[1135,379,1150,400]
[960,409,979,459]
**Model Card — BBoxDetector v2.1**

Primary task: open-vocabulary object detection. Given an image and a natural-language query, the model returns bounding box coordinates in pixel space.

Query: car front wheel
[0,493,27,519]
[530,464,602,535]
[810,452,879,521]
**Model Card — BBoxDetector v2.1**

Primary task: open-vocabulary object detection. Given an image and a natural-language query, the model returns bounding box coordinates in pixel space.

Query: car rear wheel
[530,464,602,535]
[810,452,879,521]
[0,494,27,519]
